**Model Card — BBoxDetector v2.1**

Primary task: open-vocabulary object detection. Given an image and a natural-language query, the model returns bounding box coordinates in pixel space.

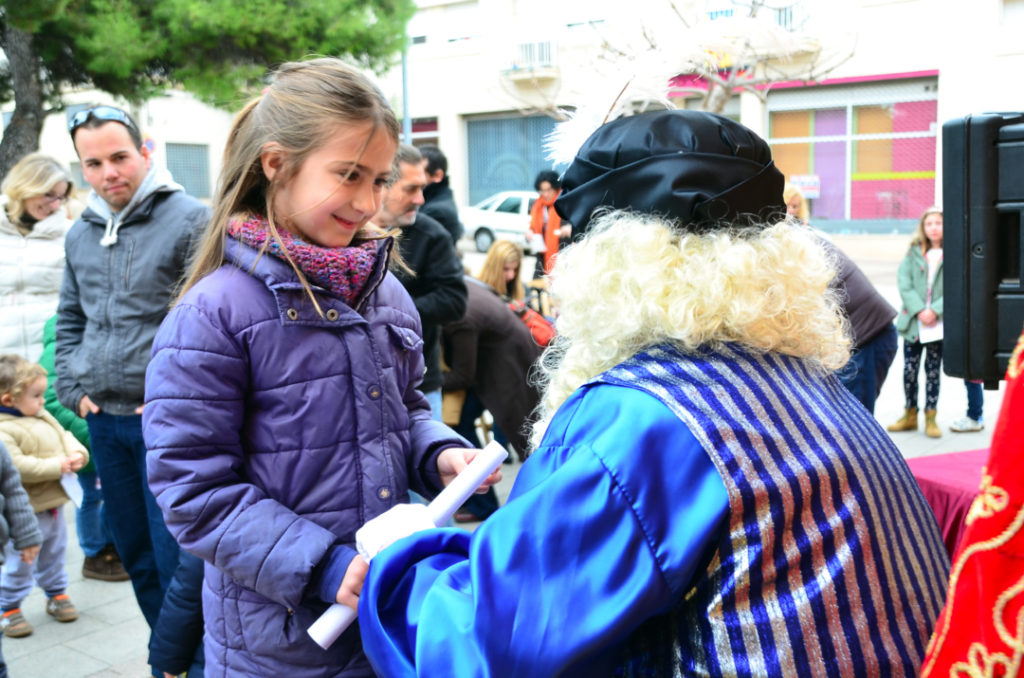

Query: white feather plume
[543,53,678,169]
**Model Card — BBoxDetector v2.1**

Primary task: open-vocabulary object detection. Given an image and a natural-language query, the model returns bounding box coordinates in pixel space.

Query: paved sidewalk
[12,234,1004,677]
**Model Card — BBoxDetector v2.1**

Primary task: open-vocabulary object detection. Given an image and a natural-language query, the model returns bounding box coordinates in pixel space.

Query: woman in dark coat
[443,276,542,459]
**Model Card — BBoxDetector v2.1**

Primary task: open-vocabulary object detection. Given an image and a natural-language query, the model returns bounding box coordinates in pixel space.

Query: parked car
[461,190,537,253]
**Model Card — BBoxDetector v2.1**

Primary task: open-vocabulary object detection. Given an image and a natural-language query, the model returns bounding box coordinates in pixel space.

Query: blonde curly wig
[530,211,851,444]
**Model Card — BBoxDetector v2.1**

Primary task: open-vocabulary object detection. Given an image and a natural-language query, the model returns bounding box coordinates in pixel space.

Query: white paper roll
[307,441,509,649]
[307,601,358,650]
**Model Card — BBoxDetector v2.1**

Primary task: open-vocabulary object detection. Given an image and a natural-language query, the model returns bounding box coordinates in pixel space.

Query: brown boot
[82,544,130,582]
[925,409,942,438]
[887,407,918,432]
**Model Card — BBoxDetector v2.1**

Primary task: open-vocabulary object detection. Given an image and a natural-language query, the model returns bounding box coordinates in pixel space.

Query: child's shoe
[45,594,78,622]
[0,609,33,637]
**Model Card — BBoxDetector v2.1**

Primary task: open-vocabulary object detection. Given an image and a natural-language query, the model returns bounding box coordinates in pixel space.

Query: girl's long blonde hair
[177,57,400,307]
[2,153,73,224]
[531,211,850,444]
[478,239,525,301]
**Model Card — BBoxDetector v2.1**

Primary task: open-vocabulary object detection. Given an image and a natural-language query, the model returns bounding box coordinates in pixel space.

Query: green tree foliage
[0,0,414,174]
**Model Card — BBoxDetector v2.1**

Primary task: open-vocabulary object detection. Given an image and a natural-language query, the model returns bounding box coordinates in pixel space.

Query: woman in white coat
[0,153,74,362]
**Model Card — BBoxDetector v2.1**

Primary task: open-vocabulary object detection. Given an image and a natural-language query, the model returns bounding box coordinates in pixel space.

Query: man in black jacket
[373,144,467,420]
[419,145,463,246]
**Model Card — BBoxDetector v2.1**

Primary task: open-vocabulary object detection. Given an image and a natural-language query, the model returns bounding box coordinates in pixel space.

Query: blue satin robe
[359,383,729,677]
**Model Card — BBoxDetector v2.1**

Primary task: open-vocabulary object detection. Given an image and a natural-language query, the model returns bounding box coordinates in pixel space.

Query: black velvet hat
[553,109,785,236]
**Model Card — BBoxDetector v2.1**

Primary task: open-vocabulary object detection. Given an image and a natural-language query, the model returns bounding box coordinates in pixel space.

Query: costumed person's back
[357,109,949,677]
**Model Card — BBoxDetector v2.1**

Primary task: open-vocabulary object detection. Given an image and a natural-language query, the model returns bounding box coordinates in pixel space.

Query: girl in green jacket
[888,206,944,437]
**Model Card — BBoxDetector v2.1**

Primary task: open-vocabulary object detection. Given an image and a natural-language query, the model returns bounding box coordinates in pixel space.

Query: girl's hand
[918,308,938,326]
[334,555,368,609]
[437,447,502,493]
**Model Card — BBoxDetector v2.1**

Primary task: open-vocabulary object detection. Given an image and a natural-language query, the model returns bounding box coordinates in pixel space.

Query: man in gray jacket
[54,106,209,637]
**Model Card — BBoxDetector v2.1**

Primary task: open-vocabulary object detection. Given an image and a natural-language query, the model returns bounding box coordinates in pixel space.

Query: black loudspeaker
[942,112,1024,387]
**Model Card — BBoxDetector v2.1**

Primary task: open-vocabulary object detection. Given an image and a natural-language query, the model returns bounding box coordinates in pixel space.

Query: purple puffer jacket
[144,237,466,677]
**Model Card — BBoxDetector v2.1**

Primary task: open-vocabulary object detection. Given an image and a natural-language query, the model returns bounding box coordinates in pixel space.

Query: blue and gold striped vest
[597,344,950,677]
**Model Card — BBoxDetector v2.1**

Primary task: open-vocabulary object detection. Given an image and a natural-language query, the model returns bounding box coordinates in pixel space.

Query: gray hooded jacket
[55,166,210,415]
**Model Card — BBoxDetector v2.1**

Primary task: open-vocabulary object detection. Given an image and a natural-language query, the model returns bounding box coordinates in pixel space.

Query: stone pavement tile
[62,618,152,666]
[6,643,108,678]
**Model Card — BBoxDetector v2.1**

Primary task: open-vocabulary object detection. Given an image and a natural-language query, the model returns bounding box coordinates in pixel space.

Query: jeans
[85,412,179,629]
[965,380,984,421]
[837,323,899,414]
[424,389,443,423]
[76,470,110,558]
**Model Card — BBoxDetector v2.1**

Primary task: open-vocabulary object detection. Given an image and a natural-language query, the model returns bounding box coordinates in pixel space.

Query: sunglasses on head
[68,105,138,136]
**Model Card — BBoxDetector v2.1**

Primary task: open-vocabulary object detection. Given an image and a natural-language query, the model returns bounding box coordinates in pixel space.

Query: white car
[461,190,537,253]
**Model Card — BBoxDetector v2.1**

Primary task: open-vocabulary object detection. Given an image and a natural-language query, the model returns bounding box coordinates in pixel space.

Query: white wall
[12,89,235,203]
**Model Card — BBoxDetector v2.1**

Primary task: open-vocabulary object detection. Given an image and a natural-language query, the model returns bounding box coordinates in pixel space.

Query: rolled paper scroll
[307,440,509,649]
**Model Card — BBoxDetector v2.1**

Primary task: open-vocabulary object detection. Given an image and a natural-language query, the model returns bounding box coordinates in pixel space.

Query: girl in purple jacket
[142,58,498,678]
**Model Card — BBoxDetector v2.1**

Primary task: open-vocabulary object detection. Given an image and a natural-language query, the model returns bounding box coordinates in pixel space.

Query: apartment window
[514,41,555,69]
[165,143,210,199]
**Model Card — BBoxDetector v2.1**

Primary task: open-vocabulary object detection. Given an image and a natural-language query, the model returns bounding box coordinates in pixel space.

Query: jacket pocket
[386,324,423,354]
[123,239,135,288]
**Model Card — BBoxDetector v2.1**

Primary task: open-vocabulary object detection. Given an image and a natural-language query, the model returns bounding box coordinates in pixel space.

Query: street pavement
[11,234,1003,677]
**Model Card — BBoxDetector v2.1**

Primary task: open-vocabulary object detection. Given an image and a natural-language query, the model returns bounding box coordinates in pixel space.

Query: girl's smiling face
[264,123,397,248]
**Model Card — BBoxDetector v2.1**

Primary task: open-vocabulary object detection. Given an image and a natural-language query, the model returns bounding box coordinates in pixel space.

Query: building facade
[5,0,1023,232]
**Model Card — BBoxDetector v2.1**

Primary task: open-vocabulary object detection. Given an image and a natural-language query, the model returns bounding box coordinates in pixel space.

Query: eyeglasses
[39,191,68,204]
[68,105,138,137]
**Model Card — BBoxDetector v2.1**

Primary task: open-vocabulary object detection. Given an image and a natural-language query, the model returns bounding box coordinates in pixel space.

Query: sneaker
[45,594,78,623]
[950,416,985,433]
[82,544,130,582]
[0,609,32,637]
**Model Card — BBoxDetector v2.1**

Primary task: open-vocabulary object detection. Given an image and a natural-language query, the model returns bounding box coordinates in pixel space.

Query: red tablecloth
[904,448,988,558]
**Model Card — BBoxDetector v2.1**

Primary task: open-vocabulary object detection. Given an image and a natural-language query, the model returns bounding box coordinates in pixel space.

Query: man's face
[377,161,426,227]
[74,122,151,211]
[421,158,443,184]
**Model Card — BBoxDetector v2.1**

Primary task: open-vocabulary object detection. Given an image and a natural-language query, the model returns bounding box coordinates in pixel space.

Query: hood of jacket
[83,165,184,247]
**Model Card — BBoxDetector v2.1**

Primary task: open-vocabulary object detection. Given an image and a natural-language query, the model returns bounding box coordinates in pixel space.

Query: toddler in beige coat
[0,354,87,638]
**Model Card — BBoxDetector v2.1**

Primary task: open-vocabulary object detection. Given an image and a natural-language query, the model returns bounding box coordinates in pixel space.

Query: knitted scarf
[227,215,378,306]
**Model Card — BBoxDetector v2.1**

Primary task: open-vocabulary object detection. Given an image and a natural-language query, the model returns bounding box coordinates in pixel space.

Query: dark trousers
[837,323,899,414]
[902,339,943,411]
[85,412,179,629]
[453,391,501,520]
